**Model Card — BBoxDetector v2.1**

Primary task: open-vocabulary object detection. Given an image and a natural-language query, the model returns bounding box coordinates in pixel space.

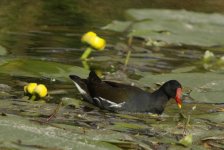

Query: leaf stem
[81,47,92,60]
[46,101,62,122]
[124,36,133,66]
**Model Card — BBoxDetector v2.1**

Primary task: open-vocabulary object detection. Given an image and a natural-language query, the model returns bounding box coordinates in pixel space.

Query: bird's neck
[152,87,170,104]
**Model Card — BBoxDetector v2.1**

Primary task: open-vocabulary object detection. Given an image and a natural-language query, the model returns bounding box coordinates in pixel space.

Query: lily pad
[61,97,83,108]
[112,122,148,130]
[0,58,88,81]
[0,114,121,150]
[126,9,224,25]
[139,72,224,103]
[104,9,224,47]
[102,20,132,32]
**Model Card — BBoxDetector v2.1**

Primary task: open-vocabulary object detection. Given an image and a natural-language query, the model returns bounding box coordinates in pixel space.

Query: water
[0,1,224,149]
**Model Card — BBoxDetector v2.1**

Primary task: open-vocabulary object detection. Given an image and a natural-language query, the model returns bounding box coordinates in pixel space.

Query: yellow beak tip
[178,104,182,109]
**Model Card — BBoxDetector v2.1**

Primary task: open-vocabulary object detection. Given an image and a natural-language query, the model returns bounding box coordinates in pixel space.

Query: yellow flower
[88,36,106,51]
[81,31,97,44]
[25,83,37,94]
[24,83,48,100]
[34,84,48,98]
[81,31,106,51]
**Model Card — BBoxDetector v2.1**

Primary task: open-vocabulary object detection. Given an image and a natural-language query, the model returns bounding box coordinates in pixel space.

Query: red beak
[175,88,182,109]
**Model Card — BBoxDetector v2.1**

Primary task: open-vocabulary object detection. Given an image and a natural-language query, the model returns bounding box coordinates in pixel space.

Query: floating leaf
[139,72,224,103]
[104,9,224,47]
[172,66,196,73]
[0,58,89,81]
[61,97,83,108]
[112,122,148,130]
[201,136,224,149]
[0,114,122,150]
[197,112,224,123]
[102,20,132,32]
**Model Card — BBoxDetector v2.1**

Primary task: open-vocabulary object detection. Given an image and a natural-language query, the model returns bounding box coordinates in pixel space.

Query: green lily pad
[112,122,148,130]
[197,112,224,123]
[0,114,121,150]
[61,97,83,108]
[126,9,224,25]
[102,20,132,32]
[139,72,224,103]
[104,9,224,47]
[0,58,88,81]
[172,66,197,73]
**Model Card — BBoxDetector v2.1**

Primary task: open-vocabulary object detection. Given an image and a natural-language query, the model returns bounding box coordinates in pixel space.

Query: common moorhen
[69,71,182,114]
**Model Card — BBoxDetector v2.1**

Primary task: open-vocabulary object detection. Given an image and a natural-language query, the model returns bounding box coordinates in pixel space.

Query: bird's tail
[69,75,93,103]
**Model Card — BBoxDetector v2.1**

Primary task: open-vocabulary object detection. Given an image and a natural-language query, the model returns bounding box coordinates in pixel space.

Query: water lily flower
[24,83,48,100]
[34,84,48,98]
[81,31,106,60]
[24,83,37,95]
[81,31,97,44]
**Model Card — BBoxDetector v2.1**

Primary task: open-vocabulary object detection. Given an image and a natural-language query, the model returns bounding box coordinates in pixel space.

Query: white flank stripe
[99,97,125,108]
[73,81,87,95]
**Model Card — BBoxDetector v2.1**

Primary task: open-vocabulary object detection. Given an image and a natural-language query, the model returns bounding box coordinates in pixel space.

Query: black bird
[69,71,182,114]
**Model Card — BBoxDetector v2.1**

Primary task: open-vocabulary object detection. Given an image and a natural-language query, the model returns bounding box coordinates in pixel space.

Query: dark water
[1,0,224,62]
[0,1,223,72]
[0,1,224,150]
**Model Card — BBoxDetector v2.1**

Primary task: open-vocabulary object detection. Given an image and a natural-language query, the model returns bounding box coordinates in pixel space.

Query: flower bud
[34,84,48,98]
[81,31,106,51]
[26,83,37,94]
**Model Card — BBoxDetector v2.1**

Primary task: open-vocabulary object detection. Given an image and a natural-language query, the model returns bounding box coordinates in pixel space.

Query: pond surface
[0,1,224,150]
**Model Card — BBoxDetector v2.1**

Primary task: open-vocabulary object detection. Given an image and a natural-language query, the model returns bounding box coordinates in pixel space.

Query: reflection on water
[0,0,224,63]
